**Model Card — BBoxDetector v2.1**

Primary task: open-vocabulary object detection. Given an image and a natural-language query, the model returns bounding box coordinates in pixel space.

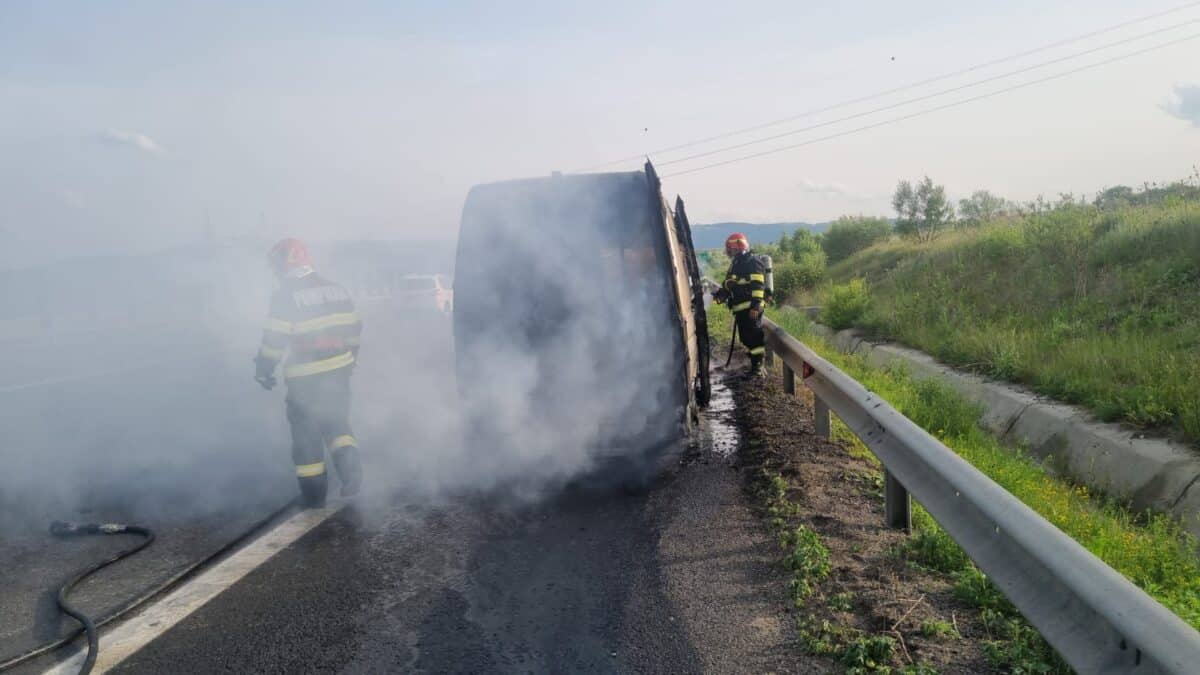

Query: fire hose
[0,502,292,674]
[46,521,155,675]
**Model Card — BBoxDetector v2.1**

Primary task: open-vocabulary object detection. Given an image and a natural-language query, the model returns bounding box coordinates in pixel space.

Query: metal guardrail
[755,316,1200,675]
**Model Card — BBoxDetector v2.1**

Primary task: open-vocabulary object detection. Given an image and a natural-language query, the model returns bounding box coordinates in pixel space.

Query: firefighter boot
[748,355,765,378]
[333,446,363,497]
[297,472,328,509]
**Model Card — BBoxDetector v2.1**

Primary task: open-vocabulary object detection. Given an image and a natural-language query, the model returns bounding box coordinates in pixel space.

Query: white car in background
[393,274,453,315]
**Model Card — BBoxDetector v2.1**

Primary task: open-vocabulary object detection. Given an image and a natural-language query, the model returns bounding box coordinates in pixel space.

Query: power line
[661,33,1200,179]
[657,17,1197,168]
[575,0,1200,172]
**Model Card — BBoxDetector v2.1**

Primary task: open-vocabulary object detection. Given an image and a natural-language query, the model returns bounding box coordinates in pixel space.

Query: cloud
[98,129,165,154]
[1163,85,1200,128]
[796,178,875,201]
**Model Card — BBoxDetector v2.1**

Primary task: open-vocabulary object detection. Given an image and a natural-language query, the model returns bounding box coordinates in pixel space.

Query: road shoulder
[653,376,826,673]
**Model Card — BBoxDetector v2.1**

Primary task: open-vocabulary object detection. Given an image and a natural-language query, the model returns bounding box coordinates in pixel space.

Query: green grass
[814,199,1200,444]
[754,307,1200,633]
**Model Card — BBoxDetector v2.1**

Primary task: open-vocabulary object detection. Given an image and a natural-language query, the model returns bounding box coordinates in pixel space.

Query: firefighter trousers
[284,366,362,506]
[735,309,766,367]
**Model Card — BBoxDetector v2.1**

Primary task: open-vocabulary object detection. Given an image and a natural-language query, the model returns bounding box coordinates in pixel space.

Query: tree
[1093,185,1135,211]
[893,176,953,242]
[957,190,1011,226]
[821,215,892,263]
[892,180,918,227]
[778,228,823,261]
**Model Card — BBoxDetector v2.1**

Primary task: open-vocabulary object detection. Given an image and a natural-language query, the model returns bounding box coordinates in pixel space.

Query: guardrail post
[765,344,774,367]
[782,363,795,395]
[884,470,911,531]
[813,397,830,439]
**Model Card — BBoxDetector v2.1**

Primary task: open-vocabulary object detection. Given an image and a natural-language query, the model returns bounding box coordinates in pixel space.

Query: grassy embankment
[812,198,1200,445]
[708,303,1200,672]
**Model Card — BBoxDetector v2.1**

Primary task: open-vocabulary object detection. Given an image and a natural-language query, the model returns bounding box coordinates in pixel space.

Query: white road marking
[43,503,345,674]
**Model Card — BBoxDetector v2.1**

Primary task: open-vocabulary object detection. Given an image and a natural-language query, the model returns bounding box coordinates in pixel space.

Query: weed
[841,635,897,674]
[762,470,801,519]
[903,525,970,574]
[782,524,831,606]
[797,617,858,657]
[828,592,855,612]
[919,619,960,640]
[952,566,1014,614]
[979,609,1070,674]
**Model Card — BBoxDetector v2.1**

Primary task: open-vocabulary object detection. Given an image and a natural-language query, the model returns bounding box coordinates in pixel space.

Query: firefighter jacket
[722,252,768,313]
[256,272,362,381]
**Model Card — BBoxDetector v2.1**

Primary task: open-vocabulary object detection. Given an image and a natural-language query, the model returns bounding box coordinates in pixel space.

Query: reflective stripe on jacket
[257,272,363,379]
[722,252,767,313]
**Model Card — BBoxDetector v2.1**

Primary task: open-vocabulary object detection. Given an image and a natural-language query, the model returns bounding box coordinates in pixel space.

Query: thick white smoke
[0,169,695,535]
[446,170,690,499]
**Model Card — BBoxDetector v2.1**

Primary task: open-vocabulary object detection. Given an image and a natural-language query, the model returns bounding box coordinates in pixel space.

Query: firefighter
[254,238,363,508]
[713,232,770,376]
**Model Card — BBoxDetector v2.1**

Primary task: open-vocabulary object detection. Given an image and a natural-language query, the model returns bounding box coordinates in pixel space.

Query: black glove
[713,287,729,304]
[253,355,277,390]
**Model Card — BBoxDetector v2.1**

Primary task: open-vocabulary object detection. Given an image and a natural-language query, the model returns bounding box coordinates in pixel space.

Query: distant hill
[690,222,829,250]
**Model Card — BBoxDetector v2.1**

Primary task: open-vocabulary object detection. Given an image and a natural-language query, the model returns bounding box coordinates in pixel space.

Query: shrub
[822,215,892,263]
[822,278,871,329]
[773,252,826,303]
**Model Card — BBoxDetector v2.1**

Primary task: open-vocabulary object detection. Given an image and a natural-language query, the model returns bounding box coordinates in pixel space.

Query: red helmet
[267,238,312,277]
[725,232,750,255]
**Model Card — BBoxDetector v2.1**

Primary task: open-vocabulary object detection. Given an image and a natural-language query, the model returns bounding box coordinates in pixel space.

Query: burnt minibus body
[453,163,709,487]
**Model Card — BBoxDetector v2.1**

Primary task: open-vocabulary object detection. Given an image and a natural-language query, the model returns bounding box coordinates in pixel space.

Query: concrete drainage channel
[806,321,1200,541]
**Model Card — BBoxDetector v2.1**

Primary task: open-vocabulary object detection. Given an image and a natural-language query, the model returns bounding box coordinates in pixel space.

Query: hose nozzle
[50,521,126,537]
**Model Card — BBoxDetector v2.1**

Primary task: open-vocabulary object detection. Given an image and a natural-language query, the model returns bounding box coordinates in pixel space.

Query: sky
[2,0,1199,268]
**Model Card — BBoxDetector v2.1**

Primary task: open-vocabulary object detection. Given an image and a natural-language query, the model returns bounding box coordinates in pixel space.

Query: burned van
[453,162,709,487]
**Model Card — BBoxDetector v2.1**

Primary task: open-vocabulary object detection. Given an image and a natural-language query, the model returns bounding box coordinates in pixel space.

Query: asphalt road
[106,379,802,674]
[110,491,701,673]
[5,300,807,673]
[0,331,294,666]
